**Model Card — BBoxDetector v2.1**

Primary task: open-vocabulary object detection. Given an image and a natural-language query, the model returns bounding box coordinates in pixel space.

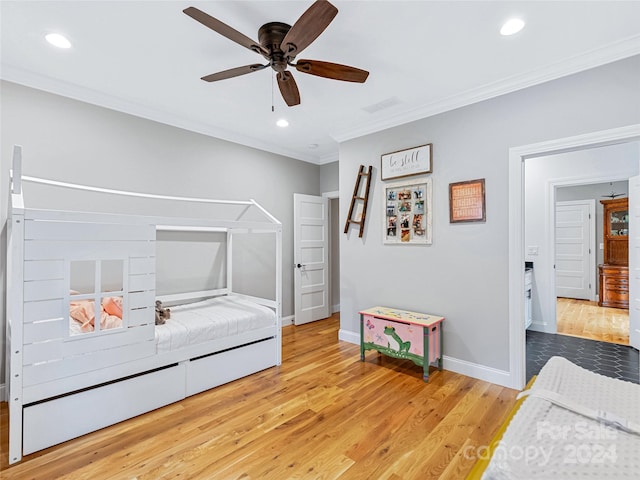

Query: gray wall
[320,161,339,193]
[1,81,320,383]
[339,55,640,372]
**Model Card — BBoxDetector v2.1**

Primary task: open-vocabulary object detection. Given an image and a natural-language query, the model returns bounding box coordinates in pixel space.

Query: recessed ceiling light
[276,119,289,128]
[500,18,525,36]
[308,143,319,149]
[45,33,72,49]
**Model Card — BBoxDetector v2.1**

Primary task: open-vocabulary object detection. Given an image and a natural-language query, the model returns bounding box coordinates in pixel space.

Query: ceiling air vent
[362,96,402,114]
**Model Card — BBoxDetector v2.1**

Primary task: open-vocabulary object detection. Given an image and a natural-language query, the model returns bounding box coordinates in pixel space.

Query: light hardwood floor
[556,297,629,345]
[1,314,518,479]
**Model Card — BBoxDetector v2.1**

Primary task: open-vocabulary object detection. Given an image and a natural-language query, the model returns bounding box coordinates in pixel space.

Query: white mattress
[483,356,640,479]
[154,295,276,353]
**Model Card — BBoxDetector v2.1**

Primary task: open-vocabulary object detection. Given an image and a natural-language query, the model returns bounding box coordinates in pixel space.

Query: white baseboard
[338,329,512,388]
[338,329,359,344]
[528,322,555,334]
[0,383,6,402]
[281,315,294,327]
[441,356,512,388]
[332,304,340,314]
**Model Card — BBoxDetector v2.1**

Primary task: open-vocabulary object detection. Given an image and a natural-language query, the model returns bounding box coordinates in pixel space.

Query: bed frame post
[7,152,25,464]
[227,230,233,293]
[275,225,282,365]
[11,145,22,195]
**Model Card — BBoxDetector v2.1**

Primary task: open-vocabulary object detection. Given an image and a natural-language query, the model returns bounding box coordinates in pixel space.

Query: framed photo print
[381,143,432,181]
[449,178,486,223]
[384,177,432,245]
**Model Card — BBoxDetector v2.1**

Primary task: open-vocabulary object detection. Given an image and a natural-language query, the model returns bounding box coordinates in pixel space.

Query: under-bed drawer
[186,337,277,396]
[23,363,185,455]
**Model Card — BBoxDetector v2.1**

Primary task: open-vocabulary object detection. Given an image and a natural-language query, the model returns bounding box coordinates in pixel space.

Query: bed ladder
[344,165,373,237]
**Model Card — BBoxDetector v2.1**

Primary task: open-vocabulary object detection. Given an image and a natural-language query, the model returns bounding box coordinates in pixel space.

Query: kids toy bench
[359,306,444,382]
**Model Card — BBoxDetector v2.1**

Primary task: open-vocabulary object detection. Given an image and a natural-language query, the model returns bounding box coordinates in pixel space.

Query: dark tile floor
[526,330,639,384]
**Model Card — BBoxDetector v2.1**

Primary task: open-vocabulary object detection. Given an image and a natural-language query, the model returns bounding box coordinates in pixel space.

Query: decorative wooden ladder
[344,165,373,237]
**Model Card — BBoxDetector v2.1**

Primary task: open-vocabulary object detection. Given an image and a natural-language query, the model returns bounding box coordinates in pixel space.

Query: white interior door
[629,175,640,351]
[555,200,595,300]
[294,194,329,325]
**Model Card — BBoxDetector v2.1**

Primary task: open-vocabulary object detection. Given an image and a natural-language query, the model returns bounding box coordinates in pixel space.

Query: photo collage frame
[383,177,432,245]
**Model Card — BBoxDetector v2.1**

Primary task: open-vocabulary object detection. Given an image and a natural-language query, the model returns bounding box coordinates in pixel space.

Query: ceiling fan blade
[184,6,269,56]
[277,71,301,106]
[201,64,268,82]
[281,0,338,58]
[295,60,369,83]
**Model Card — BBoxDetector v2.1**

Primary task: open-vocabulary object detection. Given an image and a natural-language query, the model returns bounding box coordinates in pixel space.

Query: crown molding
[0,66,319,164]
[332,34,640,143]
[3,34,639,164]
[316,151,339,165]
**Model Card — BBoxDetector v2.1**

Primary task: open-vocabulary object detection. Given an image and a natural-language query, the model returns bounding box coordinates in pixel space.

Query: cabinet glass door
[610,209,629,236]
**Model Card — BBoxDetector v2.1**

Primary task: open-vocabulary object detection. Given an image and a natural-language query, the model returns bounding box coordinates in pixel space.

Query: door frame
[322,190,340,315]
[508,124,640,390]
[554,198,596,307]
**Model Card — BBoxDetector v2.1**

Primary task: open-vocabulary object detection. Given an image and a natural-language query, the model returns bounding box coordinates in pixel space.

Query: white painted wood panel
[129,307,154,327]
[129,257,155,274]
[294,194,329,325]
[23,364,185,455]
[24,318,65,343]
[24,240,153,260]
[23,279,66,302]
[23,260,65,281]
[23,299,65,323]
[23,340,155,386]
[629,175,640,351]
[555,201,594,300]
[24,220,154,241]
[23,324,154,365]
[129,290,155,309]
[186,338,276,396]
[129,273,155,291]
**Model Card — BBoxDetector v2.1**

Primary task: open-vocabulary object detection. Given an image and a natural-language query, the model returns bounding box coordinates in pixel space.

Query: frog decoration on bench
[155,300,171,325]
[383,325,411,353]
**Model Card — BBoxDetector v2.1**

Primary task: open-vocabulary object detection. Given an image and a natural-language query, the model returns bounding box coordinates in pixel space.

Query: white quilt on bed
[154,295,275,353]
[482,356,640,479]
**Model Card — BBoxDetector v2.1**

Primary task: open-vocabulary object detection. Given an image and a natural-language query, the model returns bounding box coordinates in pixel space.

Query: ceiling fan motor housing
[258,22,292,72]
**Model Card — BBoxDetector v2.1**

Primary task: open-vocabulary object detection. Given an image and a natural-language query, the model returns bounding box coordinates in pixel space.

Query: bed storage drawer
[186,337,277,396]
[23,363,185,455]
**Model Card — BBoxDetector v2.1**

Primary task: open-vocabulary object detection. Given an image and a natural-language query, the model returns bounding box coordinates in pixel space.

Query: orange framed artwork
[449,179,486,223]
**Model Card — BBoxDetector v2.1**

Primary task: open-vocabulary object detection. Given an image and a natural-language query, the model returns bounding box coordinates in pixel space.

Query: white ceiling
[2,1,640,164]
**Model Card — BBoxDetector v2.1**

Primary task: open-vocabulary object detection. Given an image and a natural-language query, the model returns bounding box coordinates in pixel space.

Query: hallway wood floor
[1,314,518,480]
[556,297,629,345]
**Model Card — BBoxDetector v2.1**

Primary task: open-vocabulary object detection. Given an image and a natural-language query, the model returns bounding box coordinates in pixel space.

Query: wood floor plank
[556,297,629,345]
[1,314,518,479]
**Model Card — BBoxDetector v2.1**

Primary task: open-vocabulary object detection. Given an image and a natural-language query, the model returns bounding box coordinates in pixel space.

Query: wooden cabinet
[598,198,628,309]
[599,265,629,309]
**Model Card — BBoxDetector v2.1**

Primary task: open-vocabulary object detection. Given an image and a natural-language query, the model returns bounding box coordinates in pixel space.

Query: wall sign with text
[381,144,432,181]
[449,178,486,223]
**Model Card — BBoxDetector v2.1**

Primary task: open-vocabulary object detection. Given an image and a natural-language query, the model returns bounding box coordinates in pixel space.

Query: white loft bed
[5,145,283,465]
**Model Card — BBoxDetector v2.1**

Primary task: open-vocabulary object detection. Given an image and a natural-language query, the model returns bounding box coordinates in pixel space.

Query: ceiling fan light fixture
[276,119,289,128]
[45,33,72,49]
[500,18,525,36]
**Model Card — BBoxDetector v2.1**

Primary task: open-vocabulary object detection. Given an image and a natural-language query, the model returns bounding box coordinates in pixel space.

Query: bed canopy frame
[6,145,283,464]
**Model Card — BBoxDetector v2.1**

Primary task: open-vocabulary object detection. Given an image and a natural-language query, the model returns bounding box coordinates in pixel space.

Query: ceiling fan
[602,182,625,199]
[183,0,369,107]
